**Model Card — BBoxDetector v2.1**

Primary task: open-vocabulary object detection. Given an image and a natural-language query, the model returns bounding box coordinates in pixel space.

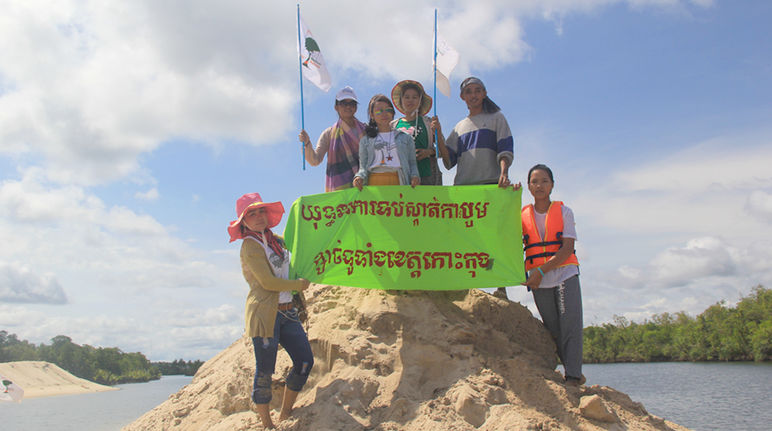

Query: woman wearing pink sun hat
[228,192,313,428]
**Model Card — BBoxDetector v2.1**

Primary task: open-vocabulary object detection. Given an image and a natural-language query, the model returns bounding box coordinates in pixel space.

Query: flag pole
[432,8,439,157]
[297,4,306,170]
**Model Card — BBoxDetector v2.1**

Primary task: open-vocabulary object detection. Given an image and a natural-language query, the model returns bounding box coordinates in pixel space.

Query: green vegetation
[152,359,204,376]
[0,333,162,385]
[584,285,772,363]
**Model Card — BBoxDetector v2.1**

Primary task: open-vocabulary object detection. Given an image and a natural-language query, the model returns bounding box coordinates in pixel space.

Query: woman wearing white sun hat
[298,86,367,192]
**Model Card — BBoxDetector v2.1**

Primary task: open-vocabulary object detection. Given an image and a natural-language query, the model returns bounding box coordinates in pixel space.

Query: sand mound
[0,360,117,399]
[124,286,689,430]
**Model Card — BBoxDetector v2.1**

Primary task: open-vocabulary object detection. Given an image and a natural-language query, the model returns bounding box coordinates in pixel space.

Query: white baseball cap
[335,86,358,102]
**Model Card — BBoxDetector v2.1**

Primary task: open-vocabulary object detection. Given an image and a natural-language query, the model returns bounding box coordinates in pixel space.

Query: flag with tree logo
[297,15,331,92]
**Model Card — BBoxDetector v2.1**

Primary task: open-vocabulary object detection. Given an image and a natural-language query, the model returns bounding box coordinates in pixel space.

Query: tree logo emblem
[303,37,323,69]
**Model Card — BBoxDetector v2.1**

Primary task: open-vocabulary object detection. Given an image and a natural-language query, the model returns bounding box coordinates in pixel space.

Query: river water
[1,363,771,430]
[583,361,772,431]
[0,375,193,431]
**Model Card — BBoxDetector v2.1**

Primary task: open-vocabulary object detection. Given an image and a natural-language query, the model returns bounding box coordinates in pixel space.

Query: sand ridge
[124,285,690,430]
[0,360,117,399]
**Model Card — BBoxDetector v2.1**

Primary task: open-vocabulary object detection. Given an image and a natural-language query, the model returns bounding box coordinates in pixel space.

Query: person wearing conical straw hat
[227,193,314,428]
[391,80,444,185]
[298,86,367,192]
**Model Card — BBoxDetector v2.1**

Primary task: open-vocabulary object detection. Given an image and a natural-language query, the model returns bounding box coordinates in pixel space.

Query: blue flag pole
[432,8,439,157]
[297,4,306,170]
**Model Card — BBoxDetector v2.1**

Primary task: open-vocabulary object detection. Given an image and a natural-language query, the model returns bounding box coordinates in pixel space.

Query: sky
[1,0,771,361]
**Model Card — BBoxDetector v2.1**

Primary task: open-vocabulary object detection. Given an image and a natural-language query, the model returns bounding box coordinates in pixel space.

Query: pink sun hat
[227,193,285,242]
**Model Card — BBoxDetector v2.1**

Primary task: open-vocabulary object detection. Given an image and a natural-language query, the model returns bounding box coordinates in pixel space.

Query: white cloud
[168,325,243,351]
[0,0,720,358]
[0,168,247,359]
[0,0,713,186]
[650,237,737,285]
[746,190,772,222]
[165,304,240,328]
[578,229,772,324]
[553,133,772,324]
[0,168,166,239]
[687,0,714,7]
[0,305,141,346]
[627,0,713,10]
[570,137,772,236]
[616,138,772,193]
[0,303,240,360]
[135,187,159,201]
[581,275,747,326]
[0,263,67,304]
[0,0,295,185]
[0,171,232,298]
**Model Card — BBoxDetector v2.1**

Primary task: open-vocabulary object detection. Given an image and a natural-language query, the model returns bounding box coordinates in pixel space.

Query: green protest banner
[283,185,525,290]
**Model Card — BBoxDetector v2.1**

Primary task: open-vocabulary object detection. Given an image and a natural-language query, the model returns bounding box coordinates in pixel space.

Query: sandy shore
[125,286,689,430]
[0,360,117,399]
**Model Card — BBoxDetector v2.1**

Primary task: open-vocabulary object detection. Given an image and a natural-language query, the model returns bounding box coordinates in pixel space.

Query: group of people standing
[299,76,514,191]
[228,77,584,428]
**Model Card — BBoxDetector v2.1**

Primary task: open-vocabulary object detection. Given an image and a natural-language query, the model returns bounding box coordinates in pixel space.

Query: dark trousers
[251,308,314,404]
[532,275,583,379]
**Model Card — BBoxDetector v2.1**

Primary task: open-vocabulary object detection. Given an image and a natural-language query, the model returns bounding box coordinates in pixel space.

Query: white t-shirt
[247,236,294,304]
[278,290,293,304]
[369,131,401,172]
[530,204,579,288]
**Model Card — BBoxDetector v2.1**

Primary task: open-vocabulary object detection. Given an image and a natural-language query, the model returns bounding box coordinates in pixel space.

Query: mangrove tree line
[0,333,160,385]
[584,285,772,362]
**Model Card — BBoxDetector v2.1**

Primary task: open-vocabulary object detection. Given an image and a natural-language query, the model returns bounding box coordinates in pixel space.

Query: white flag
[298,16,331,92]
[435,33,459,97]
[0,375,24,402]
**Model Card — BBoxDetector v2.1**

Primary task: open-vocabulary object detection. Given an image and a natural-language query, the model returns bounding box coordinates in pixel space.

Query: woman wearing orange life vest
[522,164,585,387]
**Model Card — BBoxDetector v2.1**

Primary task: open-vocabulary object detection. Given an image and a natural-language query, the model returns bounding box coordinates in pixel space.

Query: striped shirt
[444,111,514,185]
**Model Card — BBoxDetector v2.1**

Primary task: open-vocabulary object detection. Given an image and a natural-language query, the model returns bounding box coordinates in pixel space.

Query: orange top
[521,201,579,271]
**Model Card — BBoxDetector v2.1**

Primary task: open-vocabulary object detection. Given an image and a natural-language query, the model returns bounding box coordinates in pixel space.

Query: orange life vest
[521,201,579,271]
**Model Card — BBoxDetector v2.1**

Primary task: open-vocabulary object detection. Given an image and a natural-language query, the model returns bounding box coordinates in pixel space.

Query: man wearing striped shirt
[437,77,514,188]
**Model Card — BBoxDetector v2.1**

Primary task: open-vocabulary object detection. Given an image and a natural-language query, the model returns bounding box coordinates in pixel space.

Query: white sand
[125,285,690,430]
[0,361,117,399]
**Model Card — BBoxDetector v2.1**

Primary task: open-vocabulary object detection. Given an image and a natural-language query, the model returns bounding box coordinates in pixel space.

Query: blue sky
[1,0,771,361]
